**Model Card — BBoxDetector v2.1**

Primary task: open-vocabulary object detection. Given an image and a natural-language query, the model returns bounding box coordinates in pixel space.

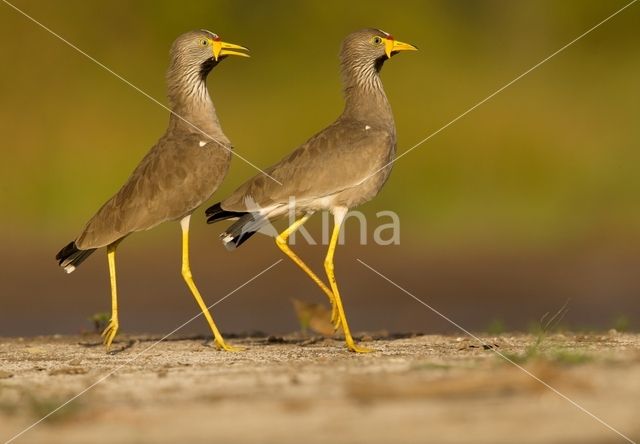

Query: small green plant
[88,312,110,333]
[612,315,630,332]
[486,319,506,335]
[503,335,543,364]
[503,301,573,365]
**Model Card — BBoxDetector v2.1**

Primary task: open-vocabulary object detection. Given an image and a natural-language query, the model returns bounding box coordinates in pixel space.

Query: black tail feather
[219,213,265,250]
[56,241,96,273]
[205,202,246,224]
[206,203,265,250]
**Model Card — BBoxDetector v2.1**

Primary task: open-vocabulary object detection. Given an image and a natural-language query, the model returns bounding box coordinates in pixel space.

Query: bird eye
[201,39,209,46]
[372,36,383,45]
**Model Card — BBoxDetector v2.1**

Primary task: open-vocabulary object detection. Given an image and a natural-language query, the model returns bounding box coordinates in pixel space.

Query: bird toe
[215,341,244,352]
[101,319,119,351]
[348,344,374,354]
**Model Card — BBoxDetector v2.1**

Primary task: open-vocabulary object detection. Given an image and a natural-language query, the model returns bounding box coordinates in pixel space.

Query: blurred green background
[1,0,638,336]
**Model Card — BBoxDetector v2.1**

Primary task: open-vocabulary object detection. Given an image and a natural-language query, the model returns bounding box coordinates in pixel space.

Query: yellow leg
[275,213,340,330]
[324,207,372,353]
[181,216,239,351]
[101,243,119,351]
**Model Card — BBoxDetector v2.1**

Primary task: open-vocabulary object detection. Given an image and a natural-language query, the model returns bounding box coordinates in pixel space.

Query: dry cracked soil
[1,332,639,444]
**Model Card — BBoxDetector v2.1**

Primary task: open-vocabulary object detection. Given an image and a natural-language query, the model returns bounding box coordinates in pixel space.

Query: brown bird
[205,29,416,353]
[56,30,249,351]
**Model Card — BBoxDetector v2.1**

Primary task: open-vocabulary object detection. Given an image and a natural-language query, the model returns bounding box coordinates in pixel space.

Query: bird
[56,30,249,351]
[205,28,416,353]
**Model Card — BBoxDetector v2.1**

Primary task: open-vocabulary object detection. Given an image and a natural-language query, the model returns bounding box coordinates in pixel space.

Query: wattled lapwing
[206,29,416,352]
[56,30,249,351]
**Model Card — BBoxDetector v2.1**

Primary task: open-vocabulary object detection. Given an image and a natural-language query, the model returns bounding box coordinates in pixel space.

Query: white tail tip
[64,265,76,274]
[221,234,234,245]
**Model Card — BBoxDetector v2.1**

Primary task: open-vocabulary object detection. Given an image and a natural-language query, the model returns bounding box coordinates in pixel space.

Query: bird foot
[214,340,244,352]
[347,340,374,353]
[101,318,119,351]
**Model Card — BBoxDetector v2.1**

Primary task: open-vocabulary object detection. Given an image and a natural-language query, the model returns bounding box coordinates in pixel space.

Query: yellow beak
[212,40,250,61]
[384,38,418,58]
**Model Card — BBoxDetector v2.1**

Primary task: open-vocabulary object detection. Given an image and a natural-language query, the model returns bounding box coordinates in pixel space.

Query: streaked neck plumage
[165,59,229,144]
[340,57,394,129]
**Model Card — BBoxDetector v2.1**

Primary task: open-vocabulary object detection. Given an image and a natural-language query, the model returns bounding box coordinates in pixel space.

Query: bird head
[169,29,249,76]
[340,28,417,71]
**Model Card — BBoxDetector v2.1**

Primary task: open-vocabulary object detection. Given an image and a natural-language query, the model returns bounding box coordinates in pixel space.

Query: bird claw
[347,342,374,353]
[101,318,119,351]
[214,340,244,352]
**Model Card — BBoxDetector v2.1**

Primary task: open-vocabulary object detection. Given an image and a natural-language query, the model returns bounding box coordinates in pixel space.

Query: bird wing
[221,120,395,212]
[76,133,230,249]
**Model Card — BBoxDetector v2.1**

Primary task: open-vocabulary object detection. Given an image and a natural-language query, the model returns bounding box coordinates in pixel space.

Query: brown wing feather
[222,119,394,211]
[75,133,230,249]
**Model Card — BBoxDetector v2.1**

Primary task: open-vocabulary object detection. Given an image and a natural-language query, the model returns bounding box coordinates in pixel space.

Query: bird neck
[340,59,394,128]
[165,63,229,143]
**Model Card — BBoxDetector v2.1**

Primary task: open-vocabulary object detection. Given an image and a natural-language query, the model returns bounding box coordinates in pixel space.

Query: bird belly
[305,195,337,211]
[329,161,393,210]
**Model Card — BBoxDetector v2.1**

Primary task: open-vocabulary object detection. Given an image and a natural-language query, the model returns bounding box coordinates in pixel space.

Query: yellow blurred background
[1,0,638,336]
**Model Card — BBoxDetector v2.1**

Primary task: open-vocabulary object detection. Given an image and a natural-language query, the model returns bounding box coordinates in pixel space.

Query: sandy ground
[0,332,639,444]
